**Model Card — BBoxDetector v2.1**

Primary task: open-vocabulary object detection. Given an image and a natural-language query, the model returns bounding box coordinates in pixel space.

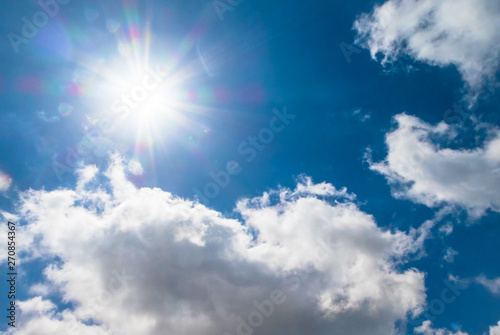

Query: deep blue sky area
[0,1,499,334]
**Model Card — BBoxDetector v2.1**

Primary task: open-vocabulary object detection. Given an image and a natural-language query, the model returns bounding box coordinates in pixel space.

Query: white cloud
[447,273,500,295]
[28,283,51,296]
[491,321,500,335]
[18,297,56,315]
[443,247,458,263]
[0,210,19,222]
[352,109,371,122]
[354,0,500,101]
[36,110,60,123]
[13,298,109,335]
[414,321,469,335]
[76,165,99,191]
[368,113,500,218]
[438,222,453,236]
[448,274,471,289]
[476,275,500,294]
[127,160,144,175]
[8,156,428,335]
[288,174,355,199]
[414,320,500,335]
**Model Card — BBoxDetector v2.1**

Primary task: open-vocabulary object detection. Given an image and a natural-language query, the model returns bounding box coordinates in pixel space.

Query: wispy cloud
[476,275,500,294]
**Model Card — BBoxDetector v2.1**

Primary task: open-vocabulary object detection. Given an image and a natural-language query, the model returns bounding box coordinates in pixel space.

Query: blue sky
[0,0,500,334]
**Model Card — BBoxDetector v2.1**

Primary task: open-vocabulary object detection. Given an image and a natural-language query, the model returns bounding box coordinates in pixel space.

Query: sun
[96,58,188,149]
[70,6,212,165]
[91,57,178,121]
[114,64,179,121]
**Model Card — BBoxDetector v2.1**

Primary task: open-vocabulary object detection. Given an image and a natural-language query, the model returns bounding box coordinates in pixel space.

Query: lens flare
[0,171,12,191]
[58,103,74,117]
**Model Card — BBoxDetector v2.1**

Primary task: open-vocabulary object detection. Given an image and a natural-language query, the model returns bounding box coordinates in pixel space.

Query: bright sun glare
[101,59,179,122]
[72,18,212,162]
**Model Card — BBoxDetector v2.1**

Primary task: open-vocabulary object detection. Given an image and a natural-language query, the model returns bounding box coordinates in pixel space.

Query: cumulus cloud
[7,155,428,335]
[14,297,109,335]
[18,297,57,315]
[491,322,500,335]
[75,165,99,192]
[368,113,500,218]
[354,0,500,101]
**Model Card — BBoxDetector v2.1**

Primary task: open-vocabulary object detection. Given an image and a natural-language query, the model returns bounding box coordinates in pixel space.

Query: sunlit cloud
[354,0,500,104]
[367,113,500,218]
[7,156,429,335]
